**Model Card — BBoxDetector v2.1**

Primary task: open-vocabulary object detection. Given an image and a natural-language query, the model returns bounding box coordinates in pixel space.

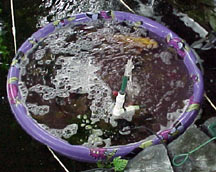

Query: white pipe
[112,93,126,117]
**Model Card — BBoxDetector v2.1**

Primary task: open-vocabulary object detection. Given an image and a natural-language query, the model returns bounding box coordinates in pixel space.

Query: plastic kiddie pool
[7,11,204,163]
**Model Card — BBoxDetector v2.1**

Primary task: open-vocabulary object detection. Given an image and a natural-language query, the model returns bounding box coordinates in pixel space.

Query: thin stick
[47,146,70,172]
[10,0,17,53]
[119,0,135,14]
[204,93,216,111]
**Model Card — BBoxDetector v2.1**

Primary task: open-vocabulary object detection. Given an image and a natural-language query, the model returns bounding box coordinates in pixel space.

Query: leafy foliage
[96,156,128,172]
[0,28,10,70]
[209,13,216,31]
[113,157,128,172]
[96,160,113,169]
[167,0,216,32]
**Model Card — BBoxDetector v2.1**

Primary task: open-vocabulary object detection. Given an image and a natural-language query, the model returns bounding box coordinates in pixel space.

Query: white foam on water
[160,99,189,131]
[160,51,173,65]
[62,124,79,139]
[119,126,131,135]
[19,19,191,146]
[26,103,50,116]
[18,81,29,102]
[35,49,46,60]
[20,21,119,144]
[83,129,111,148]
[37,123,78,139]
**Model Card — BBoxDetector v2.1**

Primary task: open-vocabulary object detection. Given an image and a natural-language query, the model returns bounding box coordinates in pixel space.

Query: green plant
[0,5,10,71]
[167,0,216,32]
[113,156,128,172]
[96,156,128,172]
[0,32,10,70]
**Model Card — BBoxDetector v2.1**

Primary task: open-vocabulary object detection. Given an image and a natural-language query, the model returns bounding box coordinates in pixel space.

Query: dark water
[21,19,192,146]
[0,0,215,172]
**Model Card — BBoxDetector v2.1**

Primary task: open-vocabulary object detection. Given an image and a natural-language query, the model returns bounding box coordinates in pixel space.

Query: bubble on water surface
[27,103,50,116]
[19,19,193,146]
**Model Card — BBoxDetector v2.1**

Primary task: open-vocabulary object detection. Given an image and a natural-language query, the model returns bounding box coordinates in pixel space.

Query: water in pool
[19,19,193,147]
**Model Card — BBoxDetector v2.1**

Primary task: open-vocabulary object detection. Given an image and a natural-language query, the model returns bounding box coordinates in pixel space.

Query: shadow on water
[0,0,215,172]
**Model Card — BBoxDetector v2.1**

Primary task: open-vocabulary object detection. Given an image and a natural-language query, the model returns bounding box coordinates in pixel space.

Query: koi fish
[113,35,158,49]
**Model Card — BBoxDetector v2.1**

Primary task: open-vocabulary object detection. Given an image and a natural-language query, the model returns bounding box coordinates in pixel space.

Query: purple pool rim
[7,11,204,162]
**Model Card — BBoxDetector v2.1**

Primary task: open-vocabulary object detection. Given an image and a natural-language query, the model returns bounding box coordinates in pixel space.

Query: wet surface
[20,20,192,146]
[0,0,216,171]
